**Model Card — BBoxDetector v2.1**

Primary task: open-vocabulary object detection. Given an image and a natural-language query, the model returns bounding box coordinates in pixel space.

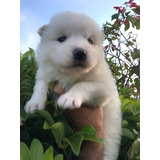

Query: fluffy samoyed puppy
[25,11,122,160]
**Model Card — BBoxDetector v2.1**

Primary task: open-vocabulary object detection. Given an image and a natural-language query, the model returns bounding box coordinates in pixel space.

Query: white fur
[25,11,122,160]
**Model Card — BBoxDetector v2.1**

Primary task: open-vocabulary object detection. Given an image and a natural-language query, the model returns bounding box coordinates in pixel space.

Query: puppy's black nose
[73,48,87,61]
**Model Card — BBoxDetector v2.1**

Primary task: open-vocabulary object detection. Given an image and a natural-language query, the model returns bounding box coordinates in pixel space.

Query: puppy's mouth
[72,61,87,67]
[59,61,87,69]
[62,61,87,69]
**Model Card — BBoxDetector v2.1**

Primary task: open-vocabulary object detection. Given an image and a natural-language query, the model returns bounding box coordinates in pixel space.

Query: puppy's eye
[88,38,93,44]
[57,36,67,42]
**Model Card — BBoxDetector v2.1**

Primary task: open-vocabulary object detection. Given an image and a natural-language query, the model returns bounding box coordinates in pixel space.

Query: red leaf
[136,5,140,9]
[112,67,116,72]
[128,0,134,3]
[130,3,140,9]
[131,2,136,5]
[118,7,125,13]
[105,45,109,50]
[114,6,120,10]
[115,19,119,24]
[124,20,127,25]
[121,7,125,13]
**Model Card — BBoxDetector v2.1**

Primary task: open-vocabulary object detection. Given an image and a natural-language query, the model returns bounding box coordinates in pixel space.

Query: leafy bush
[119,95,140,160]
[103,0,140,159]
[20,49,104,160]
[20,138,63,160]
[103,0,140,100]
[20,1,140,159]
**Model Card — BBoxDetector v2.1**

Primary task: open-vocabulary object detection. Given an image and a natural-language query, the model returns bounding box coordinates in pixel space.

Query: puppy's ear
[38,25,48,37]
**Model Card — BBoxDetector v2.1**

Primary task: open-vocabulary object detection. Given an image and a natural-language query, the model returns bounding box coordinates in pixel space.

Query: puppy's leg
[25,79,48,113]
[57,82,107,109]
[103,98,122,160]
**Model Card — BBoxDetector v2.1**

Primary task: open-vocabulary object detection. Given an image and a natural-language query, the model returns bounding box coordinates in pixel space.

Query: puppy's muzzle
[73,48,87,62]
[72,48,87,67]
[73,48,87,67]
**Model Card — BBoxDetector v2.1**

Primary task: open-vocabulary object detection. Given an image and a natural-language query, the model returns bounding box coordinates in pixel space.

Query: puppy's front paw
[24,98,45,113]
[57,92,82,109]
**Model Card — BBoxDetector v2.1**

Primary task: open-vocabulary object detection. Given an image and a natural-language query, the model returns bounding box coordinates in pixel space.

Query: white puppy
[25,11,122,160]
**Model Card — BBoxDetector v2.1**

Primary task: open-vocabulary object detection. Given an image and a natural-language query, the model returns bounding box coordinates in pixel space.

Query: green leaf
[133,99,140,108]
[35,110,55,125]
[30,138,43,160]
[83,134,104,144]
[111,36,117,40]
[76,125,104,144]
[42,146,54,160]
[111,32,120,37]
[53,154,63,160]
[111,13,119,20]
[20,109,28,123]
[45,100,55,106]
[125,20,130,31]
[128,138,140,159]
[29,47,35,54]
[20,142,32,160]
[125,11,131,16]
[43,121,64,148]
[51,122,64,148]
[132,8,140,15]
[126,41,134,47]
[121,99,131,110]
[64,134,84,156]
[121,87,133,95]
[127,16,136,25]
[125,115,140,122]
[54,114,74,135]
[122,128,134,139]
[131,52,139,59]
[123,103,133,114]
[132,99,140,116]
[43,120,52,129]
[122,120,128,127]
[135,19,140,29]
[107,38,112,43]
[78,124,97,135]
[119,95,125,102]
[132,39,136,42]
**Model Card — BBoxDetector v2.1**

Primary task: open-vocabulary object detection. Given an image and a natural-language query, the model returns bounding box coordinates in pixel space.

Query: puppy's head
[37,11,105,74]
